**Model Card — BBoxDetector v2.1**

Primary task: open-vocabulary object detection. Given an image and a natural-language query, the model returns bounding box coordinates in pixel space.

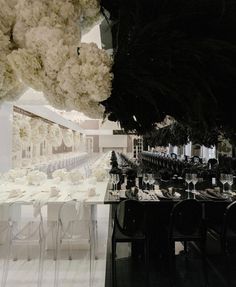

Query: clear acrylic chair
[0,203,11,282]
[1,201,47,287]
[54,200,96,287]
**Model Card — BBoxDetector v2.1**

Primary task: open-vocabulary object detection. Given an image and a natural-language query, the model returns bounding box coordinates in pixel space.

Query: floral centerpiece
[52,168,68,181]
[92,168,107,182]
[68,169,84,184]
[27,170,47,186]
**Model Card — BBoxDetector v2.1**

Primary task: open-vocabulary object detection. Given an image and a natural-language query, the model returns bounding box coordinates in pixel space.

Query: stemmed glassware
[191,174,199,195]
[226,174,233,194]
[185,173,192,198]
[148,173,155,190]
[142,173,149,190]
[220,173,227,194]
[111,174,120,198]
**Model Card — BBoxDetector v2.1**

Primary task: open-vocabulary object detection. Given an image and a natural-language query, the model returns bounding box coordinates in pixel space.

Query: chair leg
[94,220,98,260]
[144,239,149,286]
[27,222,32,261]
[201,240,208,287]
[51,222,57,261]
[112,239,116,287]
[168,241,176,287]
[1,228,12,287]
[88,220,94,287]
[54,224,61,287]
[222,240,231,287]
[184,241,188,254]
[38,237,46,287]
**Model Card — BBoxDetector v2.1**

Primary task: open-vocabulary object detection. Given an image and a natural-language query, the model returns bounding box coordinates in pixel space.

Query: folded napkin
[8,189,23,198]
[206,189,224,198]
[155,190,167,199]
[33,199,47,217]
[198,189,225,200]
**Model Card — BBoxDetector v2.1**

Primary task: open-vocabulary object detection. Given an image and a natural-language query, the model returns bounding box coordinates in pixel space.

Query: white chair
[1,202,47,287]
[0,203,11,281]
[54,200,96,287]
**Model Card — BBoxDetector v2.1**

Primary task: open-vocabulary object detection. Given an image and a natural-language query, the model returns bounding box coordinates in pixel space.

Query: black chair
[112,199,149,287]
[171,153,177,159]
[207,201,236,286]
[168,199,208,286]
[207,158,218,169]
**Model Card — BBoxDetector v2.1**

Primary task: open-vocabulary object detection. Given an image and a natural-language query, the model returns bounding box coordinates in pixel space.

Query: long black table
[104,186,233,258]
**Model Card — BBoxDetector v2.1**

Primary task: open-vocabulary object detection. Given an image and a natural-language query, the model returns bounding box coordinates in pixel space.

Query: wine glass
[220,173,227,193]
[148,173,155,190]
[111,174,120,199]
[142,173,149,190]
[191,174,199,195]
[185,173,192,198]
[226,174,233,194]
[114,174,120,190]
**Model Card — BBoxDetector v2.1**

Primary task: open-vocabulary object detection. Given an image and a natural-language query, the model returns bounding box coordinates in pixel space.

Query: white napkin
[8,189,22,198]
[33,199,47,217]
[32,192,50,217]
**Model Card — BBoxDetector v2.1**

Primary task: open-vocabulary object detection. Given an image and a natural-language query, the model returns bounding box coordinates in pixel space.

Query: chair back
[58,200,91,239]
[9,201,46,241]
[170,153,177,159]
[223,201,236,239]
[208,158,218,168]
[115,199,145,237]
[170,199,203,238]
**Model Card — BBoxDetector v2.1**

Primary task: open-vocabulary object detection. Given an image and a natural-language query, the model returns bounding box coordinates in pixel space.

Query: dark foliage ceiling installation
[100,0,236,145]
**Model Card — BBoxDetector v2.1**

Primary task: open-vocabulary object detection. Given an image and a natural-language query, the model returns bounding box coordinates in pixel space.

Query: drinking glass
[220,173,227,193]
[148,173,155,190]
[226,174,233,194]
[142,173,149,190]
[191,174,199,194]
[111,174,120,199]
[185,173,192,198]
[114,174,120,191]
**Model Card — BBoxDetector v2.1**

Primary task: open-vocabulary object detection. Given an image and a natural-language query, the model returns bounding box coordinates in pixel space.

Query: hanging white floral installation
[62,128,74,147]
[47,123,63,147]
[0,0,113,118]
[30,118,48,144]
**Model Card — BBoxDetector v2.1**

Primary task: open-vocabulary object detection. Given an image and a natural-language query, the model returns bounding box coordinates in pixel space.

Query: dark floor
[105,232,236,287]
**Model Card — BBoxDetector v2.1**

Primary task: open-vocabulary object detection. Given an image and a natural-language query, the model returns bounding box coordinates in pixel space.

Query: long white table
[0,180,108,249]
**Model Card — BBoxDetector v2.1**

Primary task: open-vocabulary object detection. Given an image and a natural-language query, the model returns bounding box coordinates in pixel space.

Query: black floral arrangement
[100,0,236,144]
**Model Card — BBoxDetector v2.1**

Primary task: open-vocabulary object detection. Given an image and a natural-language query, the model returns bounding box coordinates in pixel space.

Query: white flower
[68,169,84,184]
[12,121,22,153]
[92,168,107,182]
[0,31,25,104]
[30,118,48,144]
[27,170,47,185]
[47,124,62,147]
[52,168,68,181]
[62,129,74,147]
[15,117,31,146]
[0,0,17,35]
[7,48,46,91]
[3,168,27,182]
[0,0,113,119]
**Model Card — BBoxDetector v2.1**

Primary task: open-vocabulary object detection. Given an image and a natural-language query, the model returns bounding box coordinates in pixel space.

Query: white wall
[99,135,127,148]
[0,103,13,172]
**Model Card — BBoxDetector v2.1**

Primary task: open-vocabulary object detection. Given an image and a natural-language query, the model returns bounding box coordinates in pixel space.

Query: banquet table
[0,180,109,248]
[104,185,233,260]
